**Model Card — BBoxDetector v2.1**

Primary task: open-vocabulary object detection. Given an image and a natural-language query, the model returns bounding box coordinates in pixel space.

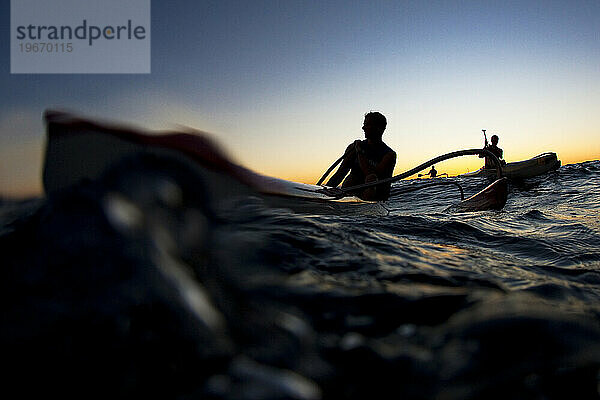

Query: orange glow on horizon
[266,149,600,185]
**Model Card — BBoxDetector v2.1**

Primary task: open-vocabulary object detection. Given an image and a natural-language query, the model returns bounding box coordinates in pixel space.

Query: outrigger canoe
[461,152,561,179]
[42,110,508,214]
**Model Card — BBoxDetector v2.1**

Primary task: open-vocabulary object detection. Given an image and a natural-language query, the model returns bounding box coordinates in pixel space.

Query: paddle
[316,141,362,185]
[316,154,345,186]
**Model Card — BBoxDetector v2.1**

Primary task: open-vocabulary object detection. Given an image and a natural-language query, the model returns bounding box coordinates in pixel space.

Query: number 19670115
[19,42,73,53]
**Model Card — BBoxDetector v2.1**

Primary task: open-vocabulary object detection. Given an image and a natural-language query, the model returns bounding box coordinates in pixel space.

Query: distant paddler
[418,165,449,178]
[427,165,438,177]
[479,130,505,169]
[325,112,397,201]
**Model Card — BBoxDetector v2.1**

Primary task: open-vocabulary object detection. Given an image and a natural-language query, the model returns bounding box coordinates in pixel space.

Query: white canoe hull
[42,111,386,215]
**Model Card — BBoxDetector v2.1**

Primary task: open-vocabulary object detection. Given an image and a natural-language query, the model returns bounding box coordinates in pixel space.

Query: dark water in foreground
[1,159,600,399]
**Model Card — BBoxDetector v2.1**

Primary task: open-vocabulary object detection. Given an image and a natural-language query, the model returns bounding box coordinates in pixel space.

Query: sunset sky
[1,0,599,196]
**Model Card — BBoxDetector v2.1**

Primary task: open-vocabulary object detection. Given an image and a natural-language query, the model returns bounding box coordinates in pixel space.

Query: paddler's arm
[375,151,397,179]
[326,143,355,187]
[359,150,396,201]
[356,147,396,180]
[353,139,396,176]
[354,141,396,179]
[479,144,488,158]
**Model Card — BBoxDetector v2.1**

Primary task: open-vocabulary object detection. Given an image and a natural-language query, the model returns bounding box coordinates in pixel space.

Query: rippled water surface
[2,160,600,399]
[228,161,600,291]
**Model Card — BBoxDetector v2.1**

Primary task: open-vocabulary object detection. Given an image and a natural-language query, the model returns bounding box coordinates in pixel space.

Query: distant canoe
[461,152,561,179]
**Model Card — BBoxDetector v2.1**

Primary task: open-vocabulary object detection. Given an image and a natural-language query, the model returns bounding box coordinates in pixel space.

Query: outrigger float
[460,129,561,180]
[461,152,561,180]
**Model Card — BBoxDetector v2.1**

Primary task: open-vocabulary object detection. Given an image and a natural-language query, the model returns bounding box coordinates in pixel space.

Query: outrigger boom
[317,148,503,198]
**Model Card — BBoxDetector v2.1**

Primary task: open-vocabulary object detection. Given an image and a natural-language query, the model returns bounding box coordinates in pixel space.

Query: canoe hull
[42,111,386,215]
[462,153,561,179]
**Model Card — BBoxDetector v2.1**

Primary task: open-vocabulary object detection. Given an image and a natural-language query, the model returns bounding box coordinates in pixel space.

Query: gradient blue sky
[2,0,599,196]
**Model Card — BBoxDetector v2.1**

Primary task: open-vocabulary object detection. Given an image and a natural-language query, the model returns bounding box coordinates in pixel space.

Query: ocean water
[1,159,600,399]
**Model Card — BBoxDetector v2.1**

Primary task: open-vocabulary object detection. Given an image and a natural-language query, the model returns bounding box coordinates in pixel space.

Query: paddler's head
[362,112,387,142]
[491,134,499,145]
